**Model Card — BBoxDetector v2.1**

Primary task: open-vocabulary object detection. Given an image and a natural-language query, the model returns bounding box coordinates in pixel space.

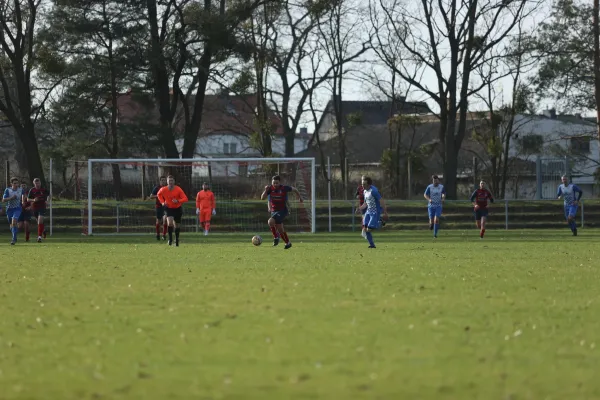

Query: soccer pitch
[1,230,600,399]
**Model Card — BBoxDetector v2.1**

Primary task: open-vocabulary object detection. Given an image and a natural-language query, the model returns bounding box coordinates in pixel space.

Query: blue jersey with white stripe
[364,186,382,214]
[3,187,23,209]
[425,184,445,207]
[557,183,582,206]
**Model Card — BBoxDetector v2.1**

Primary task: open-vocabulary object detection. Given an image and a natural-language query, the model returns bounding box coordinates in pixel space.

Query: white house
[507,110,598,198]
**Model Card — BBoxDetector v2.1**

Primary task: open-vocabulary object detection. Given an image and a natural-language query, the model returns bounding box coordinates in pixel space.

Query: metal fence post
[116,203,120,233]
[505,199,508,230]
[351,204,355,232]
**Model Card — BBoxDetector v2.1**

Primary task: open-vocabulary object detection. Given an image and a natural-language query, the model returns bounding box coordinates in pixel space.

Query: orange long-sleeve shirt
[196,190,216,210]
[157,185,188,209]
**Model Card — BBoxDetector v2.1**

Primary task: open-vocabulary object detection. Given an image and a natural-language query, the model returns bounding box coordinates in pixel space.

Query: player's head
[21,183,27,190]
[271,175,281,188]
[479,180,486,189]
[202,182,209,191]
[167,175,175,189]
[561,175,569,185]
[432,175,440,186]
[33,178,41,189]
[362,176,372,189]
[159,176,167,186]
[10,177,18,189]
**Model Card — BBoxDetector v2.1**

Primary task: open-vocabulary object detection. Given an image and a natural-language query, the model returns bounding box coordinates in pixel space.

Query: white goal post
[84,157,317,235]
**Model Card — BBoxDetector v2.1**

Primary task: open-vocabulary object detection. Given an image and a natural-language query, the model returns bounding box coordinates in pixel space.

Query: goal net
[82,158,316,235]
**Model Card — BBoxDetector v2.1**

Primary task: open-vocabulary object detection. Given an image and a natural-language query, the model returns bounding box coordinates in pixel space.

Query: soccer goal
[82,157,316,235]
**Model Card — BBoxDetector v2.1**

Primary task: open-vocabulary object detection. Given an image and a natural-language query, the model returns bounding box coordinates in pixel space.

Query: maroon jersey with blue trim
[28,187,49,210]
[266,185,292,212]
[355,185,365,205]
[470,189,494,209]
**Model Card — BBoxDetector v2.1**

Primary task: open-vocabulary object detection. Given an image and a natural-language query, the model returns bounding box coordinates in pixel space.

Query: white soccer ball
[252,235,262,246]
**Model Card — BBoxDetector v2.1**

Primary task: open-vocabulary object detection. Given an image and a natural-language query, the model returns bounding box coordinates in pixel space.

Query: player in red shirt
[149,176,167,240]
[260,175,303,249]
[28,178,50,243]
[355,179,366,237]
[470,180,494,239]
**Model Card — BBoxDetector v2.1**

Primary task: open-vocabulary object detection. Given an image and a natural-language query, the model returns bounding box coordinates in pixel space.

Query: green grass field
[1,229,600,399]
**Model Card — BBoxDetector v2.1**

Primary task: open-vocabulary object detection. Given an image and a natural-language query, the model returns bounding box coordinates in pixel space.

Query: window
[518,134,543,154]
[238,164,248,177]
[570,136,590,154]
[223,143,237,155]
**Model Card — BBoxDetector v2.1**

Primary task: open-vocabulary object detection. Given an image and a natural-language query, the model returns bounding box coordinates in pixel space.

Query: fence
[37,198,599,235]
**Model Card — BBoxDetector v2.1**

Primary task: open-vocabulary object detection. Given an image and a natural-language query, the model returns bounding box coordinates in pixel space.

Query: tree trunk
[593,0,600,141]
[500,117,515,199]
[17,121,46,187]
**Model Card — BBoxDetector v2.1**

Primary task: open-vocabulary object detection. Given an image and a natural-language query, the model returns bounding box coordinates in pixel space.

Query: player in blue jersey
[2,177,23,245]
[424,175,446,238]
[557,175,583,236]
[261,175,303,249]
[358,176,388,248]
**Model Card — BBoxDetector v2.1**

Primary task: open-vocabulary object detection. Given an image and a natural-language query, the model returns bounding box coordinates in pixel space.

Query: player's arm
[157,188,166,206]
[149,186,159,200]
[260,185,271,200]
[470,190,477,205]
[27,188,38,203]
[556,186,562,200]
[441,187,446,202]
[574,185,583,203]
[488,190,494,204]
[289,186,303,202]
[424,186,431,202]
[2,188,14,202]
[176,187,188,203]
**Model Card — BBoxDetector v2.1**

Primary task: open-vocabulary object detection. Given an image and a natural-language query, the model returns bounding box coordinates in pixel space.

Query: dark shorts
[270,210,288,224]
[18,210,32,222]
[165,207,183,223]
[33,208,45,218]
[474,208,489,221]
[155,206,165,220]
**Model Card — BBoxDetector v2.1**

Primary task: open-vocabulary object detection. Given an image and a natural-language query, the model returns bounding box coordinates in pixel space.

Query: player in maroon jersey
[18,183,32,241]
[260,175,303,249]
[149,176,168,240]
[27,178,50,242]
[470,180,494,239]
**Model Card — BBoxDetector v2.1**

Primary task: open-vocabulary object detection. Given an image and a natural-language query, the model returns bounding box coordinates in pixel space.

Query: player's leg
[361,208,367,238]
[433,207,441,238]
[165,209,175,245]
[268,214,280,246]
[17,211,28,241]
[480,210,488,238]
[162,212,168,240]
[428,207,434,230]
[9,209,19,244]
[475,210,482,232]
[155,207,162,240]
[364,213,377,248]
[36,210,45,241]
[174,208,182,246]
[567,206,578,235]
[201,210,211,235]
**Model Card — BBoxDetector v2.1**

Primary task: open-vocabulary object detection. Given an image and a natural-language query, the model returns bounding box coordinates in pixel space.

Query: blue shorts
[428,206,442,219]
[270,210,288,224]
[363,212,380,230]
[6,208,21,222]
[18,210,31,222]
[474,208,488,220]
[564,205,578,219]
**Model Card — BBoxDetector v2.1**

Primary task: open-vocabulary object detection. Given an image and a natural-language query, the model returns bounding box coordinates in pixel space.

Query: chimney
[543,108,557,119]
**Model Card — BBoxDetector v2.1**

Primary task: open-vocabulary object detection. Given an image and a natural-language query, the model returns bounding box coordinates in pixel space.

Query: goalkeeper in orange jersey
[196,182,216,236]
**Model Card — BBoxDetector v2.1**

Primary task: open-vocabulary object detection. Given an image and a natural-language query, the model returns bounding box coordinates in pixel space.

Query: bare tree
[317,0,372,192]
[471,23,537,198]
[264,0,370,157]
[370,0,540,198]
[0,0,61,185]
